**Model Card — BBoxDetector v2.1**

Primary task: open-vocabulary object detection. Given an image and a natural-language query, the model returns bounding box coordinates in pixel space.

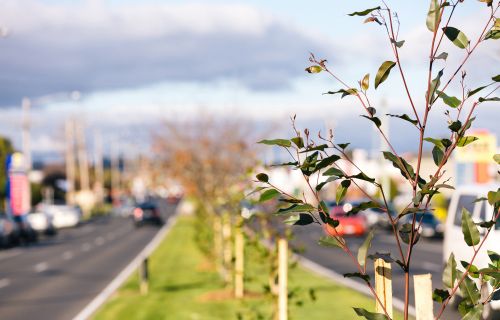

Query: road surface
[293,224,461,319]
[0,200,176,320]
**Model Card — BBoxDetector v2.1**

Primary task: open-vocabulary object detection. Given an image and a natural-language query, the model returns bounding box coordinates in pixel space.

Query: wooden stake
[414,274,433,320]
[374,258,393,318]
[278,238,288,320]
[139,258,149,295]
[222,214,232,283]
[234,227,244,298]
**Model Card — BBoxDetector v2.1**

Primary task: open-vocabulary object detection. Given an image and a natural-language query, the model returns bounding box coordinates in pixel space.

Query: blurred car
[27,211,57,236]
[0,214,18,248]
[399,211,444,238]
[351,200,396,229]
[325,202,367,237]
[112,197,136,217]
[37,204,82,229]
[132,202,163,227]
[444,184,499,318]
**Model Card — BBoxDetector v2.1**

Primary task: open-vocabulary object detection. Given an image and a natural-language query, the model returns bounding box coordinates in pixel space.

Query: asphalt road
[0,200,176,320]
[292,224,461,319]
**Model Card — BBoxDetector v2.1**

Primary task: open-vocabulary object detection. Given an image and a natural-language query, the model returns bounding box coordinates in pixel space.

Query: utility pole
[76,122,90,191]
[94,130,104,204]
[111,141,120,205]
[65,119,76,205]
[21,97,32,212]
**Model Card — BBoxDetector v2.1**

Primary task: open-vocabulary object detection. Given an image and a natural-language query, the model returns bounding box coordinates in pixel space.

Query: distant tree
[0,136,15,206]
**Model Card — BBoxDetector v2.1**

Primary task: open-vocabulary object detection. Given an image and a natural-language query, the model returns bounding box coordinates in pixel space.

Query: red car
[324,203,367,237]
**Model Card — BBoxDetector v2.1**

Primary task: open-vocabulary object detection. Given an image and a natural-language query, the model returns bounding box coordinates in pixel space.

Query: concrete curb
[72,209,180,320]
[296,255,416,317]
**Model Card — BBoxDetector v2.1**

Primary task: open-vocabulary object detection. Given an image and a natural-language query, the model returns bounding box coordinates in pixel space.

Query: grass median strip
[93,215,404,319]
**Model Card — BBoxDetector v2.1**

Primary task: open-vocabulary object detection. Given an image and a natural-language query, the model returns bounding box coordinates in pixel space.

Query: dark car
[132,202,163,227]
[399,212,444,238]
[0,214,18,248]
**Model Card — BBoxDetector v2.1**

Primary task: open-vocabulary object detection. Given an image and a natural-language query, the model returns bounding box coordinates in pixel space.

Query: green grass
[93,215,403,320]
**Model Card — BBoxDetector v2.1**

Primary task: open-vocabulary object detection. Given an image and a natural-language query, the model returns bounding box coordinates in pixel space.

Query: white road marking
[63,251,74,260]
[34,262,48,273]
[0,278,10,289]
[95,237,105,246]
[81,243,92,252]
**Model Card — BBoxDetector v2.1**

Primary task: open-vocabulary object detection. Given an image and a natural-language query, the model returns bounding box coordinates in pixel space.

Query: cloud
[0,1,331,106]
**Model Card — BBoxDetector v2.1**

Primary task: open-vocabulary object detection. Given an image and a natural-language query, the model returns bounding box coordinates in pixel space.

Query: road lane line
[34,262,48,273]
[63,251,74,260]
[81,243,92,252]
[0,278,10,289]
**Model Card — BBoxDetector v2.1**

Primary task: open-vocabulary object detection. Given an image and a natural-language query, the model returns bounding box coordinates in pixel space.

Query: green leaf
[347,6,381,16]
[461,305,484,320]
[443,26,469,49]
[276,204,315,215]
[432,146,444,166]
[258,139,291,147]
[336,180,351,204]
[391,39,405,48]
[493,75,500,82]
[459,275,481,304]
[271,161,299,167]
[352,308,388,320]
[461,208,480,246]
[424,137,444,149]
[433,289,450,303]
[494,154,500,164]
[350,172,376,183]
[284,213,314,226]
[361,73,370,91]
[324,88,358,98]
[448,120,462,132]
[467,86,487,98]
[399,223,420,245]
[460,261,480,278]
[346,201,381,215]
[429,69,443,102]
[361,115,382,127]
[299,144,329,153]
[386,113,418,126]
[382,151,424,185]
[256,173,269,182]
[487,190,500,206]
[246,186,267,197]
[374,61,396,89]
[305,65,322,74]
[435,52,448,60]
[259,189,280,202]
[323,167,345,177]
[318,236,343,249]
[478,97,500,102]
[291,136,304,148]
[314,155,341,172]
[426,0,441,32]
[338,143,350,150]
[457,136,479,147]
[343,272,370,283]
[357,230,374,270]
[316,176,340,191]
[485,18,500,40]
[437,90,461,108]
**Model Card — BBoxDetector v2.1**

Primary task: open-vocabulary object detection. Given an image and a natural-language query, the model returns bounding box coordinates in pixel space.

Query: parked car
[443,184,499,319]
[37,204,82,229]
[132,202,163,227]
[0,214,18,248]
[399,211,444,238]
[27,211,57,236]
[325,202,367,237]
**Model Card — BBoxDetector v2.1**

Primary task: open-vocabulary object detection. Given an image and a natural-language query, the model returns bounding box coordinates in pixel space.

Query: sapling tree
[253,1,499,319]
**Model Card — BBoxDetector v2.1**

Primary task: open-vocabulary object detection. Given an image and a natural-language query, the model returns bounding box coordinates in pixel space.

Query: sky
[0,0,498,160]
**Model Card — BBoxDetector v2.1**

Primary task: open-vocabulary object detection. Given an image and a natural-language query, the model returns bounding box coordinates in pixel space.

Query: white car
[443,184,499,318]
[37,204,82,229]
[27,211,57,235]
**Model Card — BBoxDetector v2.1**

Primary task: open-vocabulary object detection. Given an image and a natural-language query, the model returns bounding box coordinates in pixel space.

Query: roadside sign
[6,153,30,216]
